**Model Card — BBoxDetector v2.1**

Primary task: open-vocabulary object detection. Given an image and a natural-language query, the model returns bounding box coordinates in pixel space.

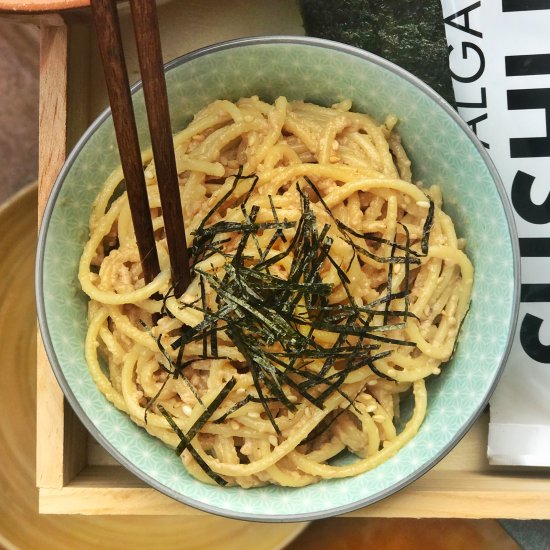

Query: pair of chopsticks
[91,0,191,298]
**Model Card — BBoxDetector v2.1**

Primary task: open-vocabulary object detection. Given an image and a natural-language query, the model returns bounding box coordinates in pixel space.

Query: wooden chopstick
[129,0,191,298]
[91,0,191,297]
[91,0,161,285]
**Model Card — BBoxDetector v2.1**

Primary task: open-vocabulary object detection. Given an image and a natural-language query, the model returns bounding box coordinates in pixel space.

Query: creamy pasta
[79,96,473,487]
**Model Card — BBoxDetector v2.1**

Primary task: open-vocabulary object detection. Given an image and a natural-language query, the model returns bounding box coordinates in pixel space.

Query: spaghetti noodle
[79,96,473,487]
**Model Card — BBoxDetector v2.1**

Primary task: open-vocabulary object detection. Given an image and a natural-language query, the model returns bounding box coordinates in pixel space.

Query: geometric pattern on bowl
[36,36,519,521]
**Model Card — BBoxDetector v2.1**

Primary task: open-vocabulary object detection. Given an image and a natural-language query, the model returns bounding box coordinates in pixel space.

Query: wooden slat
[42,416,550,518]
[37,15,66,222]
[36,15,68,489]
[37,15,93,491]
[36,332,65,488]
[38,468,550,518]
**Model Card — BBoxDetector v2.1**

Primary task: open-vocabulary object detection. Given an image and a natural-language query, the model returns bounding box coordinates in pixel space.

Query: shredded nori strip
[421,195,435,255]
[160,284,177,318]
[213,394,279,424]
[199,274,208,358]
[144,375,170,424]
[399,221,412,322]
[157,167,429,451]
[175,377,237,455]
[298,408,347,446]
[368,362,398,382]
[157,404,227,486]
[384,240,398,325]
[450,304,470,360]
[138,319,204,407]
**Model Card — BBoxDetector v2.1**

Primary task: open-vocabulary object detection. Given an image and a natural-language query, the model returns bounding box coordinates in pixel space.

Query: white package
[440,0,550,465]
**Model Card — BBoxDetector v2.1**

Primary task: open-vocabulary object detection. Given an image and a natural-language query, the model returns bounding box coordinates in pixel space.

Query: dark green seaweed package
[299,0,455,105]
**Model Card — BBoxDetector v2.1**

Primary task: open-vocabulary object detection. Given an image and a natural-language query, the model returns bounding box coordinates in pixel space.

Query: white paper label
[440,0,550,466]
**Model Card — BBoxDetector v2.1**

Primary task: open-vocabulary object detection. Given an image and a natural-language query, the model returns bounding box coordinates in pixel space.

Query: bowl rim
[36,34,521,523]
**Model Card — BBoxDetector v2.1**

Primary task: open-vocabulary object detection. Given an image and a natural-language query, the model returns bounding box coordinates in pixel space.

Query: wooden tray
[34,1,550,518]
[0,185,307,550]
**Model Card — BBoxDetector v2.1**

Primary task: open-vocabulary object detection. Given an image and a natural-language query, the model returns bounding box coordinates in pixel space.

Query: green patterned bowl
[36,37,519,521]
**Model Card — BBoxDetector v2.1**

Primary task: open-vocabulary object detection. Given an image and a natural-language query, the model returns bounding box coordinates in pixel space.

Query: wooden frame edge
[37,484,550,518]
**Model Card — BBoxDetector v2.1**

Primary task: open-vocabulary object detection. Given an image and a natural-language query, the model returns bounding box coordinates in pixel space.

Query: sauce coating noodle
[79,97,473,487]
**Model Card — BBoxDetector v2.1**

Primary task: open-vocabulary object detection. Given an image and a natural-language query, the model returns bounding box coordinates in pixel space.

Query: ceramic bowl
[36,36,520,521]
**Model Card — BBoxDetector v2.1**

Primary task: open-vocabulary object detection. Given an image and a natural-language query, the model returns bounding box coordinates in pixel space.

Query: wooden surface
[31,0,550,524]
[1,181,306,550]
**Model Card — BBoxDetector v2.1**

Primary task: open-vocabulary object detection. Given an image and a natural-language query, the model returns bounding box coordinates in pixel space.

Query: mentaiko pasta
[79,96,473,487]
